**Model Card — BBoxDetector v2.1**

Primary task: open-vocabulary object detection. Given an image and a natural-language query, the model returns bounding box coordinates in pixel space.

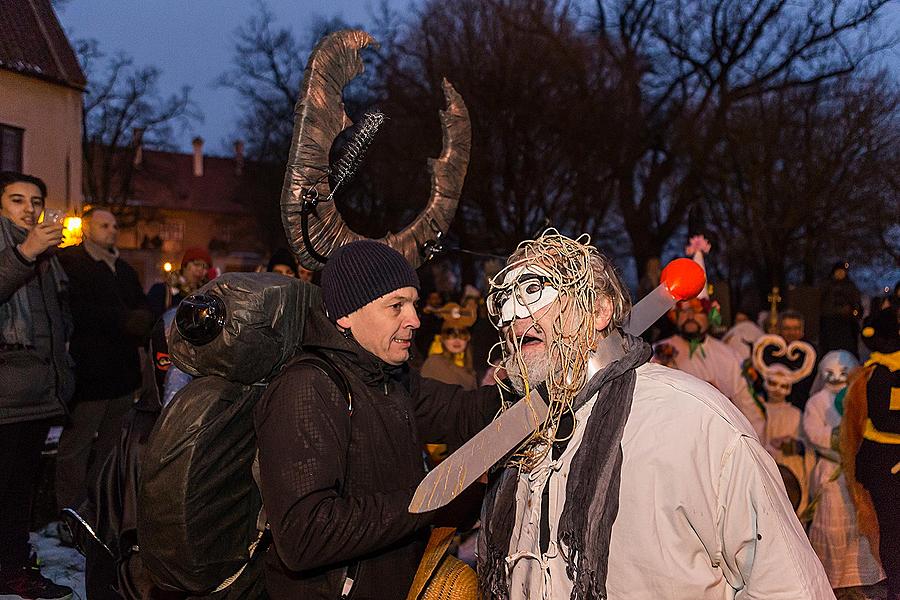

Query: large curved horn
[281,30,472,271]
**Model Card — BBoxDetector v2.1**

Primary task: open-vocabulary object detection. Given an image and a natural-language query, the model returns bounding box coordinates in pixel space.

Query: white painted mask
[764,365,794,402]
[818,350,859,393]
[487,265,559,326]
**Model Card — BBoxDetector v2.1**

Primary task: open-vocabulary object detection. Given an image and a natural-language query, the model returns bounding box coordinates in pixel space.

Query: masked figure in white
[751,334,817,516]
[477,230,833,600]
[803,351,885,594]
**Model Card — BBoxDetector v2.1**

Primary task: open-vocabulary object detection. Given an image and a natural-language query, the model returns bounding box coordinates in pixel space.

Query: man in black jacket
[254,240,501,599]
[56,208,152,512]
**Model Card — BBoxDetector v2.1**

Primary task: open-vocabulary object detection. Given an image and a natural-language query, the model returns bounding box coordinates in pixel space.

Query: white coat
[507,364,834,599]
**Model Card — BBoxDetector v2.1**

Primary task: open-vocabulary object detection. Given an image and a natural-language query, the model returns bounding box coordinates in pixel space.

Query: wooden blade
[409,390,549,513]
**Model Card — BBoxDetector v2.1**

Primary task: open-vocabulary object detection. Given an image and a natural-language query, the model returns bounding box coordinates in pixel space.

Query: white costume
[752,335,818,517]
[655,334,765,439]
[761,401,815,516]
[803,387,885,588]
[506,364,834,600]
[722,320,765,361]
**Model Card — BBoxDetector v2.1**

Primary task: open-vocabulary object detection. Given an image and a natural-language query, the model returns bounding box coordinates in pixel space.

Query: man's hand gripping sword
[409,258,706,513]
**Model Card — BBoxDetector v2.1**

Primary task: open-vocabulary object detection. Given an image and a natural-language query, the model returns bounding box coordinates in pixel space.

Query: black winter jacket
[254,308,501,599]
[58,245,152,401]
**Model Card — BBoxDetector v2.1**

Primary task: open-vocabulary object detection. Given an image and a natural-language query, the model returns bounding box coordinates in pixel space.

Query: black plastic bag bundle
[138,273,317,594]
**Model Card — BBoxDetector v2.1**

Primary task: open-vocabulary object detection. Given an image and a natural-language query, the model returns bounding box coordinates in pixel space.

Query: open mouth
[519,334,543,348]
[392,337,412,346]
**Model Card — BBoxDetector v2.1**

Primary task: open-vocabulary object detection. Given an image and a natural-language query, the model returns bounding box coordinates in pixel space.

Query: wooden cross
[767,286,781,333]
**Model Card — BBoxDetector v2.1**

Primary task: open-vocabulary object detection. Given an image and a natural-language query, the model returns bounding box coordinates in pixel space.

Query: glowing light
[60,215,83,248]
[163,262,173,273]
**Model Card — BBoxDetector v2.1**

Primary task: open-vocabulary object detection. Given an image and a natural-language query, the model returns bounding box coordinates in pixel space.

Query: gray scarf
[479,332,651,600]
[0,216,68,347]
[83,238,119,273]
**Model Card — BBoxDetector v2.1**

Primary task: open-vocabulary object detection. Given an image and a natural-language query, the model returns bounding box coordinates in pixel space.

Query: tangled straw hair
[488,229,631,471]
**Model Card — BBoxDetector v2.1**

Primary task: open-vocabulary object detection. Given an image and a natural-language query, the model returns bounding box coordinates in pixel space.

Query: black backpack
[137,273,350,595]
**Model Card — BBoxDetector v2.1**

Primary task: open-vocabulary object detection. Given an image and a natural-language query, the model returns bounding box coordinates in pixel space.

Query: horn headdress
[280,30,471,270]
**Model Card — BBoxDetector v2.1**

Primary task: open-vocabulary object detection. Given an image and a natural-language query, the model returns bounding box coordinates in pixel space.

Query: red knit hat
[181,247,212,268]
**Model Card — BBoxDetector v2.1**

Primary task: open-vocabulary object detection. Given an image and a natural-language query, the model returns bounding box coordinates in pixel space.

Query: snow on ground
[31,522,86,600]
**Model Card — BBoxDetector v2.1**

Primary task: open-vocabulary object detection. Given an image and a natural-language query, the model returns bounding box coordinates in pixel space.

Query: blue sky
[56,0,414,154]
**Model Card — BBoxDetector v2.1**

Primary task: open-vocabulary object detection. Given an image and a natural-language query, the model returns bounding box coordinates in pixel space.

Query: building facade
[0,0,85,210]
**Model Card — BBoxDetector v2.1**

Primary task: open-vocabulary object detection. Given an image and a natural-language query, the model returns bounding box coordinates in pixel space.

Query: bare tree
[592,0,895,278]
[703,74,899,307]
[218,4,355,249]
[373,0,623,257]
[79,39,199,216]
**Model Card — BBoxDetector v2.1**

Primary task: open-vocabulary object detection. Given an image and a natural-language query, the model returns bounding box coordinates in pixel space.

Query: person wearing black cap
[842,303,900,599]
[253,240,502,600]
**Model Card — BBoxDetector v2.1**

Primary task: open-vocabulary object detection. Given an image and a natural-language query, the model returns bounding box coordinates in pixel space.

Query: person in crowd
[478,229,833,599]
[778,310,817,410]
[421,301,479,391]
[253,240,502,599]
[751,334,817,516]
[146,247,212,319]
[803,350,886,598]
[421,300,479,465]
[654,298,765,438]
[653,235,765,438]
[820,261,863,357]
[416,290,446,359]
[267,247,300,278]
[722,307,765,361]
[0,171,74,600]
[842,303,900,600]
[55,208,152,513]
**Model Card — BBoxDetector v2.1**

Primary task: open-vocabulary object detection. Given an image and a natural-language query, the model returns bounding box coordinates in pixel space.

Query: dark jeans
[0,419,51,571]
[56,392,134,511]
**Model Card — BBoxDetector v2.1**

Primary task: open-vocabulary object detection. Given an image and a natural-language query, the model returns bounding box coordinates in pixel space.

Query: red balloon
[661,258,706,301]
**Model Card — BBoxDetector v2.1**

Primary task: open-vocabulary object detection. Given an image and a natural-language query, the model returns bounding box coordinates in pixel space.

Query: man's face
[338,286,420,365]
[780,317,804,343]
[85,210,119,249]
[675,300,709,339]
[492,263,610,394]
[183,260,209,287]
[0,182,44,231]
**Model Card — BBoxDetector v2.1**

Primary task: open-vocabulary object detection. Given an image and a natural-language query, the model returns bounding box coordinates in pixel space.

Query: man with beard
[477,230,832,600]
[654,298,765,438]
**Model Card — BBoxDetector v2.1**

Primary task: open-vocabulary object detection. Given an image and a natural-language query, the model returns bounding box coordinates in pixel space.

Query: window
[0,124,24,172]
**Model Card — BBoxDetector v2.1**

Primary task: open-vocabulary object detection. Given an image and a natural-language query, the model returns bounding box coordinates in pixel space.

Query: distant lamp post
[163,262,173,273]
[61,216,82,247]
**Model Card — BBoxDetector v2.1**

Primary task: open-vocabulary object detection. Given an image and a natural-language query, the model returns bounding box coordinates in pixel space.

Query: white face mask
[487,265,559,326]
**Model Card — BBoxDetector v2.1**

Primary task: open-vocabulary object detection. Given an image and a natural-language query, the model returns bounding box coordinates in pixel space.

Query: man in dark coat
[0,171,74,600]
[254,241,502,599]
[56,208,152,512]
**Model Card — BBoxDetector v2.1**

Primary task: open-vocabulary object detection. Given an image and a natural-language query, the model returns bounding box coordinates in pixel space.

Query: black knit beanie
[321,240,420,319]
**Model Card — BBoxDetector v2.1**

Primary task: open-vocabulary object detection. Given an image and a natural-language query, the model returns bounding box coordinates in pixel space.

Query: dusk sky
[57,1,898,156]
[56,0,415,154]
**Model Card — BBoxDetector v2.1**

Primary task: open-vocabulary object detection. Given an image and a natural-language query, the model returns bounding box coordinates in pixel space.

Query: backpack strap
[287,350,360,598]
[296,350,353,413]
